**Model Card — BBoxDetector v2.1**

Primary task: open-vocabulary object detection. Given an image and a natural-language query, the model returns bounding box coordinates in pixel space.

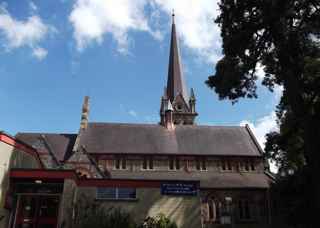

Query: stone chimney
[80,96,89,130]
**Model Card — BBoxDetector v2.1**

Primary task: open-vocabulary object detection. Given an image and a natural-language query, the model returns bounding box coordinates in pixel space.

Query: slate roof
[78,122,262,157]
[108,170,270,189]
[16,133,77,161]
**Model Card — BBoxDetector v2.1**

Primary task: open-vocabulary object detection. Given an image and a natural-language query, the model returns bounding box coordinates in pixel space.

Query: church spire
[160,13,198,127]
[166,11,188,103]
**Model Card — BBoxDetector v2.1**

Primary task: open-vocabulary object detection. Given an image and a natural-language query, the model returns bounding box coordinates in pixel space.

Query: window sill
[219,169,234,172]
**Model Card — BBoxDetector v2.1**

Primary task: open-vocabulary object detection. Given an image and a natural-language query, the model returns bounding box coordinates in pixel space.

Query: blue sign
[160,182,198,196]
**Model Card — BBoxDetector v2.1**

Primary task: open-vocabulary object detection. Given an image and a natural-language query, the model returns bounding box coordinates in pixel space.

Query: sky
[0,0,282,151]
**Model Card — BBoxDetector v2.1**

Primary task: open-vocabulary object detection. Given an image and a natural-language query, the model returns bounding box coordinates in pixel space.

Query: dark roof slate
[16,133,77,161]
[79,122,262,157]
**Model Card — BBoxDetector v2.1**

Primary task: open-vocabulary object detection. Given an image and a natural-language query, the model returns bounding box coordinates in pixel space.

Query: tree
[264,95,305,174]
[206,0,320,227]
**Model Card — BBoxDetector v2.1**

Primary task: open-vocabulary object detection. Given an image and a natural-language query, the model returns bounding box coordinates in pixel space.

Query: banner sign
[160,182,198,196]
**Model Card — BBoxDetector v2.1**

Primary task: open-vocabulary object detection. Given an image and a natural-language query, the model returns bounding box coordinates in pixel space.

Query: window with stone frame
[239,160,255,172]
[207,199,221,223]
[238,199,252,220]
[196,157,207,171]
[96,187,136,200]
[98,159,106,170]
[142,156,154,170]
[114,156,127,170]
[169,156,180,170]
[220,160,233,171]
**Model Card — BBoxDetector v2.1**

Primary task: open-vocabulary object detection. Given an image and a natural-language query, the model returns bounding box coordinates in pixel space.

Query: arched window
[238,199,251,220]
[207,199,220,223]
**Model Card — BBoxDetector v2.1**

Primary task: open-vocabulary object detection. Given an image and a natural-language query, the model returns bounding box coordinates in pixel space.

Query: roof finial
[172,9,175,24]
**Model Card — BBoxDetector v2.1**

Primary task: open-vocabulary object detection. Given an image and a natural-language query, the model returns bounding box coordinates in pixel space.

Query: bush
[77,207,137,228]
[140,214,177,228]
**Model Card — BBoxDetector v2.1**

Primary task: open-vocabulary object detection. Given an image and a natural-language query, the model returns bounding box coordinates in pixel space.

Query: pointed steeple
[166,11,188,104]
[159,13,198,127]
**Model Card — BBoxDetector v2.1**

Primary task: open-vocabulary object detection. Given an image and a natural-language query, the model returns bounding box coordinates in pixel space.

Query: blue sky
[0,0,281,147]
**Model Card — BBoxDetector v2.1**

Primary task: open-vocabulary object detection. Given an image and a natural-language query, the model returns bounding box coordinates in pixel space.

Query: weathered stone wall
[201,189,270,228]
[59,184,202,228]
[58,184,271,228]
[58,179,77,228]
[0,141,40,228]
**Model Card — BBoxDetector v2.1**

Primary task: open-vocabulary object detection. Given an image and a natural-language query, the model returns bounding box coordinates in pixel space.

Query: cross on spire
[172,9,175,24]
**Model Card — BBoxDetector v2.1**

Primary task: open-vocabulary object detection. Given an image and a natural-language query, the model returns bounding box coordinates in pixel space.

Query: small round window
[176,104,183,111]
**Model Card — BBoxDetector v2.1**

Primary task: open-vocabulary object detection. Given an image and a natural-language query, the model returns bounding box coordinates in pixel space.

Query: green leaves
[206,56,257,102]
[207,0,320,103]
[141,214,177,228]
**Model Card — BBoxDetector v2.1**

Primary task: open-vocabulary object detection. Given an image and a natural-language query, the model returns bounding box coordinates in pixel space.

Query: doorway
[14,195,60,228]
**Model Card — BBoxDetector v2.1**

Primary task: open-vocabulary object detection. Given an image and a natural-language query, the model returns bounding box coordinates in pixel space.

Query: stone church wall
[201,189,270,228]
[58,181,202,228]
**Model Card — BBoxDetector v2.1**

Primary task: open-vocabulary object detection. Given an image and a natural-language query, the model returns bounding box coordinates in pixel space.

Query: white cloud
[69,0,221,61]
[240,112,278,148]
[69,0,156,53]
[32,47,48,60]
[0,4,54,59]
[128,110,138,117]
[240,112,279,173]
[256,62,265,81]
[274,85,284,102]
[153,0,222,63]
[29,1,38,12]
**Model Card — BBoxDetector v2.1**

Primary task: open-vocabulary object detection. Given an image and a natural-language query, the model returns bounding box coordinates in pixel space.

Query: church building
[0,15,273,228]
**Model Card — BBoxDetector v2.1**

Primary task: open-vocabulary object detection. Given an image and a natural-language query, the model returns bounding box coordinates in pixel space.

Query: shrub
[77,206,137,228]
[140,214,177,228]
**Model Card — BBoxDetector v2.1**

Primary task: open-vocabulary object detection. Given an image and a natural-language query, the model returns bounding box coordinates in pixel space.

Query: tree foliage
[264,96,305,173]
[141,214,178,228]
[76,206,137,228]
[206,0,320,226]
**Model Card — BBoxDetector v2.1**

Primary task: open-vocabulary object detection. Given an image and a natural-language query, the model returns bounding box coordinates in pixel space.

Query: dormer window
[142,156,153,170]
